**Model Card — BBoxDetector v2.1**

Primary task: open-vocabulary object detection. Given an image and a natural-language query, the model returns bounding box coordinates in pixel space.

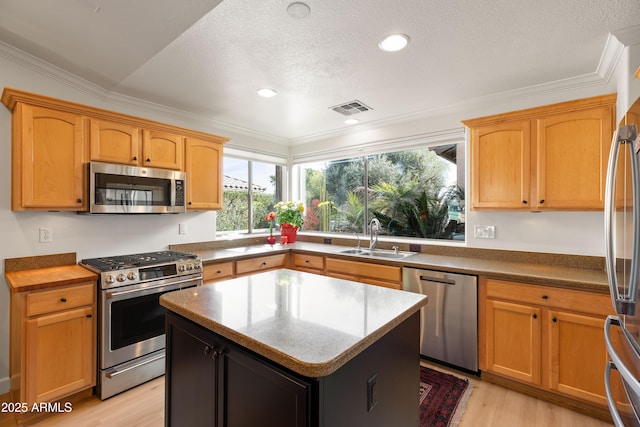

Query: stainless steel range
[81,250,202,400]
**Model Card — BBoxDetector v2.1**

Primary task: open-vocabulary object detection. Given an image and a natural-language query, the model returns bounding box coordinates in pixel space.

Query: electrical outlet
[39,227,52,243]
[179,223,187,235]
[474,225,495,239]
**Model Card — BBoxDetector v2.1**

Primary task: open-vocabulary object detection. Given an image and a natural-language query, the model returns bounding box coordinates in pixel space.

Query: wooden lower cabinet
[203,261,234,284]
[235,254,289,276]
[325,257,402,290]
[291,253,324,274]
[480,278,614,414]
[484,299,541,385]
[9,280,96,421]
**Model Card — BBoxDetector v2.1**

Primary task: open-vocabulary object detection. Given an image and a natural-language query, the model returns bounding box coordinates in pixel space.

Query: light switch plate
[474,225,495,239]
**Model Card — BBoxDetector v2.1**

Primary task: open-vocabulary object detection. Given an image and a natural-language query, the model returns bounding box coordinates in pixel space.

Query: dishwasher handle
[419,275,456,286]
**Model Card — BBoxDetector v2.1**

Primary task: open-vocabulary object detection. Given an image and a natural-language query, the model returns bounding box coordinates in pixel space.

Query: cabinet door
[16,104,86,210]
[185,138,223,210]
[24,306,95,405]
[165,313,217,427]
[90,119,140,165]
[485,299,541,385]
[547,310,609,406]
[219,342,310,427]
[142,130,184,170]
[536,106,613,209]
[235,254,288,275]
[469,120,531,209]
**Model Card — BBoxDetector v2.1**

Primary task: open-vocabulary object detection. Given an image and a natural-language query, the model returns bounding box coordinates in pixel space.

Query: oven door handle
[106,277,200,298]
[105,353,165,378]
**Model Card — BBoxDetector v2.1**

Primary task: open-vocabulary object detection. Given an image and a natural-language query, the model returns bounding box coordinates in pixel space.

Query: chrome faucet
[369,218,380,250]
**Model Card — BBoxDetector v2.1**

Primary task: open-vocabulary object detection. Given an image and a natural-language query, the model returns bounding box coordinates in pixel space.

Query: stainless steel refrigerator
[604,97,640,427]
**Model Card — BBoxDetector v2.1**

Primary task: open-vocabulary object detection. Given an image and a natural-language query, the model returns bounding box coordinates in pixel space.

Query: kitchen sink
[337,248,416,260]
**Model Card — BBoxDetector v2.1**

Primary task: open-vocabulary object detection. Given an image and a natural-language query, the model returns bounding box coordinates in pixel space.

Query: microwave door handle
[605,127,622,309]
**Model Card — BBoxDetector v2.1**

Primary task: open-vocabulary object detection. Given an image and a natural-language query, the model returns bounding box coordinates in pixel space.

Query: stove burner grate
[81,250,198,271]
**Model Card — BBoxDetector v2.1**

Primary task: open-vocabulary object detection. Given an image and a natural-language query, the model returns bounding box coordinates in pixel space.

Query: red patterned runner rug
[419,365,473,427]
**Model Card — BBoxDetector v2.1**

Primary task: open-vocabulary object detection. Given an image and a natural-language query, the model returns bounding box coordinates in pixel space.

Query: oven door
[100,274,201,369]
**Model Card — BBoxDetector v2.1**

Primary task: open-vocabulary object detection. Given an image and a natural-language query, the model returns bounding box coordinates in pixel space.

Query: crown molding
[0,33,623,149]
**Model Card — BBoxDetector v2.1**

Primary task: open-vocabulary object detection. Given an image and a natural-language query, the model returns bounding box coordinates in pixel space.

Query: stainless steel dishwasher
[403,267,478,373]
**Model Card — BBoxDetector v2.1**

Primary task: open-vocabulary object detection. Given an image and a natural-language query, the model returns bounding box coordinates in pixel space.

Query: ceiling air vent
[330,100,373,116]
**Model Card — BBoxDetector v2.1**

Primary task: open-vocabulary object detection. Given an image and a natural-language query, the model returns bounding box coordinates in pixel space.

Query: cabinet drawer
[203,262,234,283]
[26,283,95,317]
[293,253,324,271]
[485,278,611,317]
[236,254,288,275]
[326,258,401,282]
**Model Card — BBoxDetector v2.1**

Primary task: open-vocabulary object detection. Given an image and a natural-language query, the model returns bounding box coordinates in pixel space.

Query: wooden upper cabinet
[185,138,223,210]
[535,107,612,210]
[14,104,86,210]
[142,130,184,170]
[469,120,531,209]
[464,94,615,211]
[2,88,228,211]
[90,119,141,165]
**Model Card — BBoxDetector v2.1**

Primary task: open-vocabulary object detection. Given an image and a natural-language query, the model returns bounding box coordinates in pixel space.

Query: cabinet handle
[216,270,222,274]
[211,349,219,359]
[541,295,549,299]
[539,199,545,204]
[261,262,267,266]
[86,314,93,318]
[133,156,138,161]
[77,198,82,204]
[146,158,151,162]
[305,259,310,264]
[60,297,67,302]
[522,200,528,204]
[188,201,192,205]
[532,313,537,319]
[552,317,558,323]
[204,345,212,356]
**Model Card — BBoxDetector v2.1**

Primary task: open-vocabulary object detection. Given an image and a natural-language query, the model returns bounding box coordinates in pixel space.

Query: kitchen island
[160,268,427,427]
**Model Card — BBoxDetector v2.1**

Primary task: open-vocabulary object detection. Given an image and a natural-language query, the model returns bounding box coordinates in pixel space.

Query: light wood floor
[1,365,614,427]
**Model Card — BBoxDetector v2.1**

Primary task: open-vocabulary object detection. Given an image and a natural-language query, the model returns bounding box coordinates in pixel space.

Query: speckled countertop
[160,269,427,377]
[177,241,609,293]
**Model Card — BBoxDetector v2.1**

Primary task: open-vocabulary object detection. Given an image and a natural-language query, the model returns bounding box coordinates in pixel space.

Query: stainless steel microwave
[88,162,186,214]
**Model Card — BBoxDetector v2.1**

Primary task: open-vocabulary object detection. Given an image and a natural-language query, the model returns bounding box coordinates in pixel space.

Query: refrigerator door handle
[604,316,640,397]
[605,125,640,315]
[605,360,626,427]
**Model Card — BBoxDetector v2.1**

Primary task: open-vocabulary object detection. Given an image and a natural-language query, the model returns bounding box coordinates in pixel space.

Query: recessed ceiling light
[378,33,410,52]
[256,88,277,97]
[287,2,311,19]
[345,119,359,125]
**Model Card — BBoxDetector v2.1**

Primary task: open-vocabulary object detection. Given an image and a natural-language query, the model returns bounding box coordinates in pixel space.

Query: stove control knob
[127,272,137,281]
[117,273,126,282]
[194,263,201,270]
[186,263,194,271]
[178,264,186,272]
[105,274,116,284]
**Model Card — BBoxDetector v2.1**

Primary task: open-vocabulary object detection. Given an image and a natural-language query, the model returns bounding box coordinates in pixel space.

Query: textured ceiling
[0,0,639,144]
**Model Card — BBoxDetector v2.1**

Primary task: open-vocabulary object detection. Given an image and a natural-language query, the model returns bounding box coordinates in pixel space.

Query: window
[217,157,283,234]
[298,143,465,241]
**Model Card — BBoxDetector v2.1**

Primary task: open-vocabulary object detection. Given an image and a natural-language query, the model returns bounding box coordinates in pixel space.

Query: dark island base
[165,311,420,427]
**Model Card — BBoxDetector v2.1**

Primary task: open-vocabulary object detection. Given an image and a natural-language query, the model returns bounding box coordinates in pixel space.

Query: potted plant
[274,200,304,243]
